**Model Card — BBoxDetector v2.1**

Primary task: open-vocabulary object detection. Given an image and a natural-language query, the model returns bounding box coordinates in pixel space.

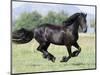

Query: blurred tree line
[13,11,68,30]
[13,11,96,33]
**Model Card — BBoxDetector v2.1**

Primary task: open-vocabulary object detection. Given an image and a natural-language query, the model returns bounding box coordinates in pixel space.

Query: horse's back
[34,24,64,44]
[33,23,77,45]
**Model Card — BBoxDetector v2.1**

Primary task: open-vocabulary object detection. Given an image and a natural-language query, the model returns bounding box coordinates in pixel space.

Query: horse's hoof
[48,57,56,63]
[51,57,56,62]
[43,54,48,58]
[60,56,69,62]
[47,54,56,62]
[72,50,80,57]
[60,60,66,62]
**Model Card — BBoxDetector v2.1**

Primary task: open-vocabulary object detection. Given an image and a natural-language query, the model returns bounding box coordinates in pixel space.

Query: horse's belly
[48,33,64,45]
[51,42,64,45]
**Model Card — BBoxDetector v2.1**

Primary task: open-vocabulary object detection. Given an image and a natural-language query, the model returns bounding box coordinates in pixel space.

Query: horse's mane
[63,12,86,26]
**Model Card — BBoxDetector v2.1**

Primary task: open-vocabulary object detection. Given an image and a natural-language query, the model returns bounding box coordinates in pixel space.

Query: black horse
[12,12,87,62]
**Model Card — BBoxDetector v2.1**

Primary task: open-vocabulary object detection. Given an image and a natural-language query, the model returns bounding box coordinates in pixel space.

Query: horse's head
[63,12,87,33]
[78,13,87,33]
[12,28,33,44]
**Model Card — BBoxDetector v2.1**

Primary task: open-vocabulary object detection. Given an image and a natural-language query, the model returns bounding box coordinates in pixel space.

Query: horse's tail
[12,28,35,44]
[26,28,35,43]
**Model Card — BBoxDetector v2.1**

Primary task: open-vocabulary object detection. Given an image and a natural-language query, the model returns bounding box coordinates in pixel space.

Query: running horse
[12,12,87,62]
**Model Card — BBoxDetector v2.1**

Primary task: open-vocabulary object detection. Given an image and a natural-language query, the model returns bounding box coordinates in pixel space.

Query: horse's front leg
[72,42,81,57]
[60,45,72,62]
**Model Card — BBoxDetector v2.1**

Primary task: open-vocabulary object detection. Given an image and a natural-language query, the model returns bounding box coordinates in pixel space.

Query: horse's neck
[72,20,79,35]
[65,20,79,35]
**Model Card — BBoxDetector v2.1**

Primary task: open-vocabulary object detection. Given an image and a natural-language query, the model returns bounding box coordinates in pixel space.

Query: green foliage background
[13,11,68,30]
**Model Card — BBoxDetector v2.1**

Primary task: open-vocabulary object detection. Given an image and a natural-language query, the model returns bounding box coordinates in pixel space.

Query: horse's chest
[64,31,75,44]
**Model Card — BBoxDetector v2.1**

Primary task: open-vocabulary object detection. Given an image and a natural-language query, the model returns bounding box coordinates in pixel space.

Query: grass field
[12,33,96,74]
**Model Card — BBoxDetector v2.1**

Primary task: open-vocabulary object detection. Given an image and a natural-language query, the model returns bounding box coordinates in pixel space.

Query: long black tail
[12,28,34,44]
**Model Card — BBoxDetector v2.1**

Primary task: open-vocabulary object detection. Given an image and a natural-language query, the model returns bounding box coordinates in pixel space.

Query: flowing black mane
[63,12,86,26]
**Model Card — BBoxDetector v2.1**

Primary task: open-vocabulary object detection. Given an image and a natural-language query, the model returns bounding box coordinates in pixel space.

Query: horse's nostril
[83,27,87,33]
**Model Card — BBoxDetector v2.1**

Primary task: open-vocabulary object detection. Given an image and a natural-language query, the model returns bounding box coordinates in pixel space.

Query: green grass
[12,33,96,74]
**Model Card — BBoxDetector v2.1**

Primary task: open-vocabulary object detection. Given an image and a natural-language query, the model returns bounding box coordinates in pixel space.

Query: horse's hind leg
[37,43,56,62]
[37,43,49,58]
[72,42,81,57]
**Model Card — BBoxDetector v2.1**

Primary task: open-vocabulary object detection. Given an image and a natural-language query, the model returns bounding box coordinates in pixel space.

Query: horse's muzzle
[83,27,87,33]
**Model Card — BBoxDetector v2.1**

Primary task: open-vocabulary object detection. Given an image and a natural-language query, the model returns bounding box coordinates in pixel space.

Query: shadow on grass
[71,63,85,66]
[63,62,95,66]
